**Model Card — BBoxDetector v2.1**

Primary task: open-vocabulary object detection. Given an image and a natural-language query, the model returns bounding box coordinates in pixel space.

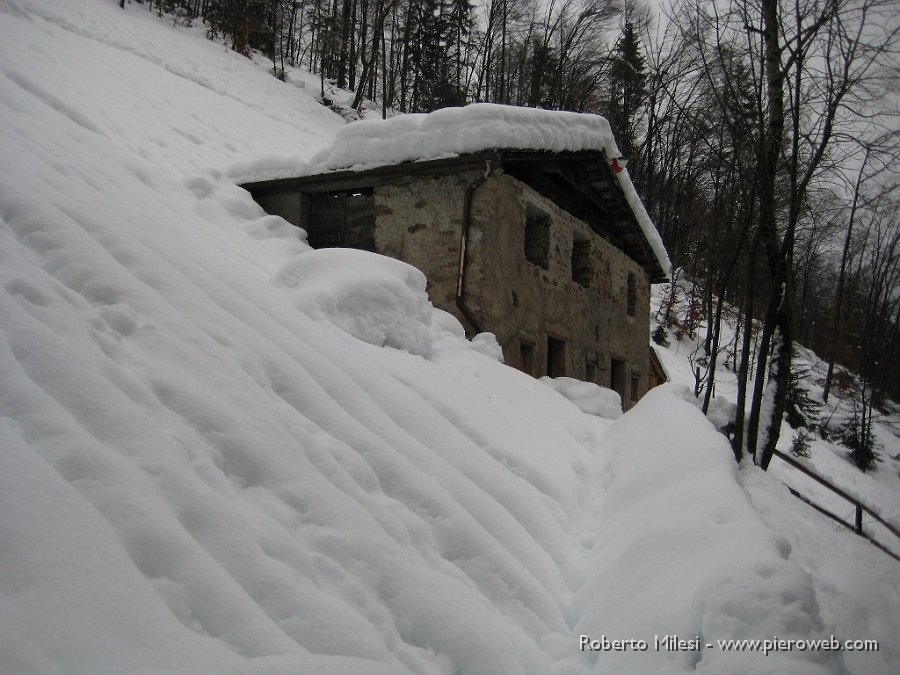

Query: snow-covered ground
[1,1,897,674]
[650,281,900,538]
[650,278,900,674]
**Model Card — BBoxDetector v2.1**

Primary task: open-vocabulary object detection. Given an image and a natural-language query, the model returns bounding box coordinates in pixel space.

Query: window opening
[626,272,637,316]
[519,341,535,376]
[524,204,550,269]
[547,336,566,378]
[610,357,627,403]
[308,188,375,251]
[571,236,592,287]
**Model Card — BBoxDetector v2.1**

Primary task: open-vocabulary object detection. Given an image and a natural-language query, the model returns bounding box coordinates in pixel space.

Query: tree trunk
[823,154,866,402]
[337,0,353,89]
[745,0,789,467]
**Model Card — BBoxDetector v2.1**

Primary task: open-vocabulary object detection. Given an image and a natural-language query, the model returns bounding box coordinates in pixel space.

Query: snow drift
[0,1,892,674]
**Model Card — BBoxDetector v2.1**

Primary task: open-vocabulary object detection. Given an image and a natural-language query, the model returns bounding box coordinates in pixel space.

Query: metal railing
[773,449,900,563]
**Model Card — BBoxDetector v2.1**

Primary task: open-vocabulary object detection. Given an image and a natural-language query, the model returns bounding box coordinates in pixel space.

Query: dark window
[586,352,598,383]
[547,336,566,378]
[524,204,550,269]
[308,189,375,250]
[631,375,640,402]
[571,237,592,287]
[520,341,535,376]
[626,272,637,316]
[610,357,627,403]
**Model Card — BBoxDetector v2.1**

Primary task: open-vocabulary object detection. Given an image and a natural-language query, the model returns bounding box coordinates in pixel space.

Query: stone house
[241,107,669,408]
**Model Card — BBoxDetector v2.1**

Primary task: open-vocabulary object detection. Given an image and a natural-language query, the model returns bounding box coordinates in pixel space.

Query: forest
[131,0,897,471]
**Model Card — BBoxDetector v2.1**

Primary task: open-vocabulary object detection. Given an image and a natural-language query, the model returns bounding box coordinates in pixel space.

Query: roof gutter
[455,160,494,335]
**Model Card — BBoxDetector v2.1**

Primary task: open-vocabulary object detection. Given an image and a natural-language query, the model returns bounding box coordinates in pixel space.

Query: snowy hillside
[0,2,897,674]
[650,279,900,670]
[650,281,900,539]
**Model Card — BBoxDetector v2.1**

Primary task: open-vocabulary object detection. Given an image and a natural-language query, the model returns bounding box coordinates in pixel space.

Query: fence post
[855,504,863,534]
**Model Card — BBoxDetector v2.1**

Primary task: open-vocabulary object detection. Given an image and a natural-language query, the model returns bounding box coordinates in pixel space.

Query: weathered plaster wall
[372,172,476,312]
[477,174,649,406]
[373,171,650,408]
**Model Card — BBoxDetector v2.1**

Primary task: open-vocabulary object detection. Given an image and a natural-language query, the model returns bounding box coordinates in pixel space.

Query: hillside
[0,2,897,674]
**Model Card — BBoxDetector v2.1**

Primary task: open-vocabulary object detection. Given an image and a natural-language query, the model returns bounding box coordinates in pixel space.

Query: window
[571,236,592,287]
[610,357,627,403]
[308,189,375,250]
[547,336,566,378]
[626,272,637,316]
[585,353,598,383]
[631,375,640,402]
[519,341,535,376]
[524,204,550,269]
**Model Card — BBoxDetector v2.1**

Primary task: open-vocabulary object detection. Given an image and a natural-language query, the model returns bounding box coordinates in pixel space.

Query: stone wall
[373,170,651,408]
[372,172,475,312]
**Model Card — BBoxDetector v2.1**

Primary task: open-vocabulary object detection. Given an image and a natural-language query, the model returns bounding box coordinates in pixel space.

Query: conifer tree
[607,21,647,159]
[411,1,466,111]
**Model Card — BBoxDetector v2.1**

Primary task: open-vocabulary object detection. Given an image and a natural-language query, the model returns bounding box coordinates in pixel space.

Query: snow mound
[271,248,502,360]
[272,248,435,355]
[540,376,623,419]
[577,386,841,675]
[706,394,738,433]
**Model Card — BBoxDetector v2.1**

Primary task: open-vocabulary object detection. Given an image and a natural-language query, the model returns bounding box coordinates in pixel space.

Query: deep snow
[0,1,896,674]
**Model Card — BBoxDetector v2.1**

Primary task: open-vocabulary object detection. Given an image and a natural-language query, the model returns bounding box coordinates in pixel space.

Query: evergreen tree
[785,361,822,430]
[790,428,812,458]
[607,21,646,159]
[837,401,880,472]
[206,0,270,56]
[651,324,670,347]
[448,0,475,99]
[411,1,465,111]
[526,37,556,108]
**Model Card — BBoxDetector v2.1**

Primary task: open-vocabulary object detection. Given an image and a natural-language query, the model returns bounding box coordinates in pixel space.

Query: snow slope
[0,1,894,674]
[650,280,900,675]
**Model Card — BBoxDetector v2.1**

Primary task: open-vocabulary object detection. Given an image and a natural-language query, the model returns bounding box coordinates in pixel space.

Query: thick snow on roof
[308,103,621,172]
[319,104,670,277]
[232,104,671,277]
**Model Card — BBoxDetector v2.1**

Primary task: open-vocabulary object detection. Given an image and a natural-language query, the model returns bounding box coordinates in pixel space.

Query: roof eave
[241,149,668,280]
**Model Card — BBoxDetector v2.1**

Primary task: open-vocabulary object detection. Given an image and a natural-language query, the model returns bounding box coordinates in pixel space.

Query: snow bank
[5,0,342,176]
[0,1,880,674]
[575,386,840,675]
[270,248,504,360]
[230,102,671,278]
[540,376,623,419]
[272,248,435,355]
[650,280,900,675]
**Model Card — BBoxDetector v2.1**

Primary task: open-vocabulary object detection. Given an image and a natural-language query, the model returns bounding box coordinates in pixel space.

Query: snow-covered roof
[239,104,671,279]
[307,103,622,173]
